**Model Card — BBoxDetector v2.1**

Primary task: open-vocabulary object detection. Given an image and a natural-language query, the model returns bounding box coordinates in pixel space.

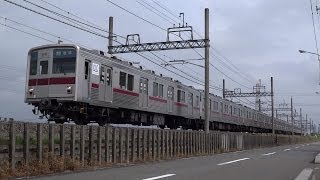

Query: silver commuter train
[25,44,300,134]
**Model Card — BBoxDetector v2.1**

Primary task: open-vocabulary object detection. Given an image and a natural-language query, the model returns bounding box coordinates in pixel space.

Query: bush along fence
[0,122,317,177]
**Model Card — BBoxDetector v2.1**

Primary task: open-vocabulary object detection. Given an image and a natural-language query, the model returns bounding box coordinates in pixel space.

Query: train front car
[25,44,78,124]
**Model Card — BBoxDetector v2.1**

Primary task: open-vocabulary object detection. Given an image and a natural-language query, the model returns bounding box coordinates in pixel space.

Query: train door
[98,65,113,102]
[104,67,113,102]
[83,60,90,99]
[37,49,50,97]
[188,92,193,115]
[139,78,148,108]
[167,86,174,112]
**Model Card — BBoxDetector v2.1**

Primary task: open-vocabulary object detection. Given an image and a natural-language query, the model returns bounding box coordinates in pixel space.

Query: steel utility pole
[271,77,274,135]
[108,16,113,54]
[300,108,303,135]
[291,97,294,135]
[204,8,210,133]
[306,114,308,134]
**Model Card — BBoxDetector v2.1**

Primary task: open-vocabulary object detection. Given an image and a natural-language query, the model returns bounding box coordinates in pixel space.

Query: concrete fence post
[166,130,169,159]
[152,130,155,161]
[23,123,30,165]
[172,130,177,157]
[119,128,123,164]
[89,126,94,164]
[137,129,140,161]
[147,129,151,160]
[183,131,188,156]
[80,125,85,164]
[70,125,75,161]
[37,123,42,162]
[97,126,102,165]
[105,126,110,163]
[161,130,165,159]
[49,124,54,153]
[169,131,173,158]
[112,128,117,163]
[60,125,65,157]
[126,128,130,163]
[132,129,136,162]
[9,122,15,169]
[142,129,146,161]
[157,130,161,160]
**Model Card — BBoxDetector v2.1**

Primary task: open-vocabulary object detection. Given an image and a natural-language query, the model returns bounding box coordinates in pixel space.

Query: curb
[314,153,320,164]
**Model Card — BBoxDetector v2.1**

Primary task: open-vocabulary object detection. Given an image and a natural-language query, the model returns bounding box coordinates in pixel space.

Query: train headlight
[67,86,72,94]
[28,88,34,95]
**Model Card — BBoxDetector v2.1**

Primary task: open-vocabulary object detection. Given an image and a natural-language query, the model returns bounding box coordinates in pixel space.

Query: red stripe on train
[28,77,75,86]
[91,83,99,88]
[113,88,139,97]
[175,102,188,107]
[149,96,167,103]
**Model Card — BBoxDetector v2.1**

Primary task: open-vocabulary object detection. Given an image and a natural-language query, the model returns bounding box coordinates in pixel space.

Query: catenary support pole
[271,77,274,135]
[204,8,210,133]
[108,16,113,54]
[300,108,303,135]
[291,97,294,135]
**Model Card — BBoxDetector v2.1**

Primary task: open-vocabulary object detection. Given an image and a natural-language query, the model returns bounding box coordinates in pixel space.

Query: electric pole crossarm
[224,92,272,98]
[109,39,208,54]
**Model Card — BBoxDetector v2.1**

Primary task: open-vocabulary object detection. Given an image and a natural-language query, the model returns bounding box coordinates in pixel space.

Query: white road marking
[295,146,300,149]
[142,174,176,180]
[284,149,291,151]
[294,168,313,180]
[262,152,276,156]
[217,158,250,166]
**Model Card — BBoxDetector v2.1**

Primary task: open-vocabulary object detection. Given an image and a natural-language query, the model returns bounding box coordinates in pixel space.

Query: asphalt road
[33,142,320,180]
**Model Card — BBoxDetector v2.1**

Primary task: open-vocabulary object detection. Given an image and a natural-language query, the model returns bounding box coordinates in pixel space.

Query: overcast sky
[0,0,319,130]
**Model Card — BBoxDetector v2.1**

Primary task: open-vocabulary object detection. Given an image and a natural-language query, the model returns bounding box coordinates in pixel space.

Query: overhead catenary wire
[3,0,222,92]
[139,0,257,87]
[309,0,320,59]
[0,16,90,48]
[149,0,257,84]
[107,0,253,91]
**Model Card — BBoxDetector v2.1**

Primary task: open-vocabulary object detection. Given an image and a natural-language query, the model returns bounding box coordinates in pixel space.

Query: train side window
[188,93,193,105]
[106,69,112,85]
[178,90,185,103]
[85,61,89,80]
[167,86,174,100]
[153,82,159,96]
[127,74,134,91]
[100,66,105,84]
[119,72,127,89]
[40,61,48,75]
[29,51,38,75]
[196,96,200,107]
[159,84,164,97]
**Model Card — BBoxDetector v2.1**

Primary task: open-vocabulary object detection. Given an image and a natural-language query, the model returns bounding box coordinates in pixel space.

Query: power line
[3,0,109,39]
[146,0,256,86]
[0,22,55,43]
[0,16,89,48]
[106,0,166,31]
[309,0,320,59]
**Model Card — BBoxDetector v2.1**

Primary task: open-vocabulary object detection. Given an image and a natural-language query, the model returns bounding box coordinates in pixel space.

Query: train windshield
[53,48,76,74]
[29,51,38,75]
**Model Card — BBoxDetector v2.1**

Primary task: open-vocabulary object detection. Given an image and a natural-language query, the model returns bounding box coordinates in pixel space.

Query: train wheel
[54,120,65,124]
